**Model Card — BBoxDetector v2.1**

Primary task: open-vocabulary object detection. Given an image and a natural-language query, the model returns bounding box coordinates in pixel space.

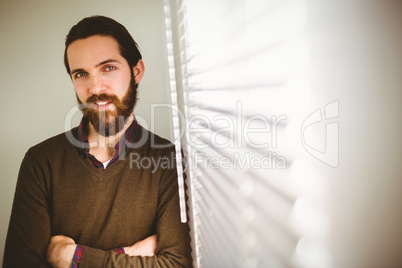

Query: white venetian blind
[164,0,329,267]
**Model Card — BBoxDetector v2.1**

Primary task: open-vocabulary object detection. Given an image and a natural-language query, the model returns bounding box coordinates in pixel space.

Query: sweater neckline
[79,152,130,181]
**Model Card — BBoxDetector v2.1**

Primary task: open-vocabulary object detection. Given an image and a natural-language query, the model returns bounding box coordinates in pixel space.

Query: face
[66,35,144,136]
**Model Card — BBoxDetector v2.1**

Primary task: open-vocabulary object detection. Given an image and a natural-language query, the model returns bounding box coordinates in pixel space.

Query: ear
[133,59,145,84]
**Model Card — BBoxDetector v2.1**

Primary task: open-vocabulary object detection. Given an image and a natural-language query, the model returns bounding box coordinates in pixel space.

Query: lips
[83,94,118,110]
[94,101,112,109]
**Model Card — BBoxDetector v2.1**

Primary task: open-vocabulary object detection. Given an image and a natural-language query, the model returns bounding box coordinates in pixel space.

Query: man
[3,16,192,267]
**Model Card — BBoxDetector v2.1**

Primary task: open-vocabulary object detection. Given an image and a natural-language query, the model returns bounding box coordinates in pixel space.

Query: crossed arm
[47,234,157,268]
[4,152,192,268]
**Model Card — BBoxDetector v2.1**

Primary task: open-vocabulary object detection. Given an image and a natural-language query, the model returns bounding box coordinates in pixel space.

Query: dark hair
[64,15,142,75]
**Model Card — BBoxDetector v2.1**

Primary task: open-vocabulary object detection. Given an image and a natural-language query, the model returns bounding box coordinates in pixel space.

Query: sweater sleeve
[78,155,192,268]
[3,153,52,268]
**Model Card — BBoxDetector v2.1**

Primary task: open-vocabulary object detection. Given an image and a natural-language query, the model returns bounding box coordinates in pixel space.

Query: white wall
[0,0,172,263]
[307,1,402,266]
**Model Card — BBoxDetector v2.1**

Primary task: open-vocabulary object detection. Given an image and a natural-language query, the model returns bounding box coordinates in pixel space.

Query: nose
[89,74,106,95]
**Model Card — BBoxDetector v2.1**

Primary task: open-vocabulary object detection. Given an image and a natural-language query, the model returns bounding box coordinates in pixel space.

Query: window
[165,0,330,267]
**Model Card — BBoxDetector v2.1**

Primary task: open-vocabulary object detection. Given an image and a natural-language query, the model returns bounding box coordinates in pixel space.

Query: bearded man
[3,16,192,268]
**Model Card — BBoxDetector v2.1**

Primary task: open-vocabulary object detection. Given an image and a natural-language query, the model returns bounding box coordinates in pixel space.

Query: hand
[46,235,76,268]
[124,234,157,257]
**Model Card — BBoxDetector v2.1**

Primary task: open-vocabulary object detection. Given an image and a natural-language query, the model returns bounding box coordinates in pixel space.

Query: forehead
[67,35,124,68]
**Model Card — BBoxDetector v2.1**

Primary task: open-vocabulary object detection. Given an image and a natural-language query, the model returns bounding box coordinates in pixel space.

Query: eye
[105,66,116,72]
[74,72,88,79]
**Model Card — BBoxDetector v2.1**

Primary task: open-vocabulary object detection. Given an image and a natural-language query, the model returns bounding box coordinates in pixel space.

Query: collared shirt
[76,117,137,170]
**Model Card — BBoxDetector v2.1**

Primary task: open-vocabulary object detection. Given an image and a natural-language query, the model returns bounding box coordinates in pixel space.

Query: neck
[87,114,134,162]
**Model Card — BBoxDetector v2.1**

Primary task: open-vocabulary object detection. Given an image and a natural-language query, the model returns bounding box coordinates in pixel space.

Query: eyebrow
[70,58,122,76]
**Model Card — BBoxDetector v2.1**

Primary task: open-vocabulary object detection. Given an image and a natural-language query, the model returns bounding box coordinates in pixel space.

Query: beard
[77,70,138,137]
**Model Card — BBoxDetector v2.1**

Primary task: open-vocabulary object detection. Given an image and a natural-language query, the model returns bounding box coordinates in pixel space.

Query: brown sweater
[3,125,192,267]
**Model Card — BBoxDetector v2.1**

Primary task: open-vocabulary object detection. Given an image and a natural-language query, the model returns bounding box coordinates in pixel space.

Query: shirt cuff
[115,247,125,254]
[72,245,84,268]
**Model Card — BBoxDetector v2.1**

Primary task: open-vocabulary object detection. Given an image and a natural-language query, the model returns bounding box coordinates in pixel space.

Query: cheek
[114,73,131,97]
[74,83,88,101]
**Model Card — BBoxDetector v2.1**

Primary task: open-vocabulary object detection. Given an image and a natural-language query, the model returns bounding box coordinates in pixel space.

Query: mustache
[79,93,130,113]
[85,94,119,104]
